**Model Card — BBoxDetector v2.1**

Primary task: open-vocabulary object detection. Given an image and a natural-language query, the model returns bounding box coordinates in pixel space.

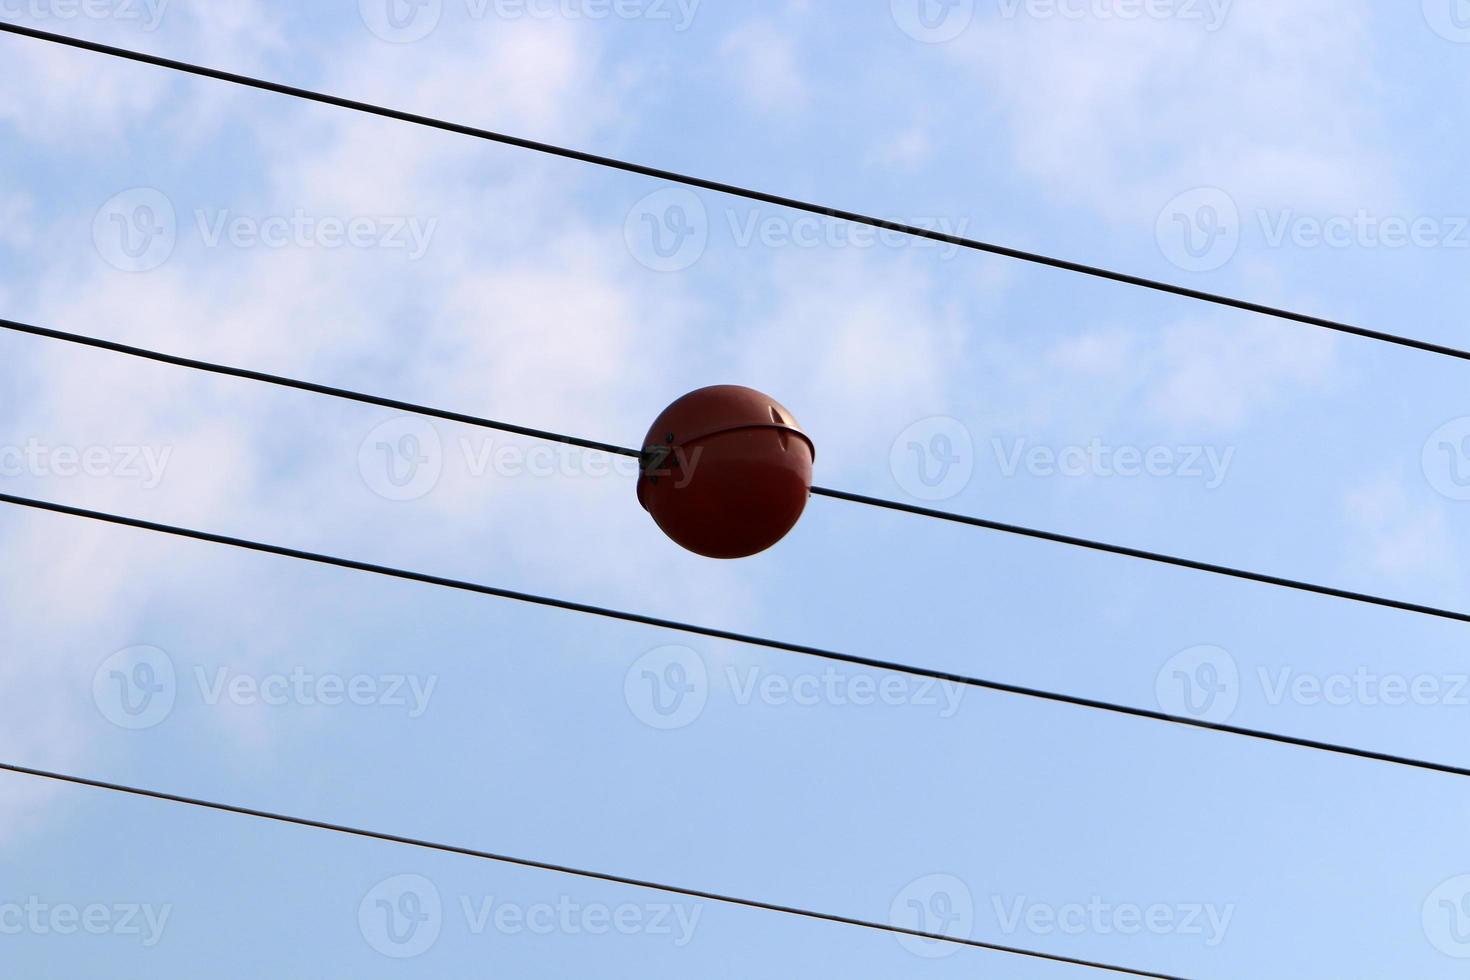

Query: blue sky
[3,2,1470,977]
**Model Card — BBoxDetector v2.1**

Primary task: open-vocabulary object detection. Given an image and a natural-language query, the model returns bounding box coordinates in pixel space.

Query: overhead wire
[4,314,1468,628]
[3,489,1468,780]
[0,761,1193,979]
[0,19,1448,979]
[0,21,1466,363]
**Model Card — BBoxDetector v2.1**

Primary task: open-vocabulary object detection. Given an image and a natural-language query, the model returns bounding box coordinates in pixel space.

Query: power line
[3,489,1468,779]
[0,317,634,459]
[809,486,1470,626]
[5,314,1468,629]
[1,21,1465,365]
[0,762,1190,979]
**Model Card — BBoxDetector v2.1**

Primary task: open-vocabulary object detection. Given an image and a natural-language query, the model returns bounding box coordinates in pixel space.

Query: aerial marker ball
[637,385,815,559]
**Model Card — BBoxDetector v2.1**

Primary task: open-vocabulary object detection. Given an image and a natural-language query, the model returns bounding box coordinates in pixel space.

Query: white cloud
[0,37,171,142]
[866,122,934,171]
[719,20,809,114]
[0,191,33,247]
[0,12,773,840]
[728,251,965,474]
[0,2,286,145]
[956,1,1395,220]
[1143,316,1341,432]
[1342,475,1462,586]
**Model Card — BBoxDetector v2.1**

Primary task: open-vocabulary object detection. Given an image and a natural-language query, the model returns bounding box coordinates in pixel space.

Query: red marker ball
[637,385,815,559]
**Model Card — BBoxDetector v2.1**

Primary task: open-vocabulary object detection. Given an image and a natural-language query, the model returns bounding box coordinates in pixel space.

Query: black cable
[0,317,635,459]
[0,21,1464,364]
[5,314,1468,629]
[0,762,1189,979]
[2,490,1468,780]
[809,486,1470,626]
